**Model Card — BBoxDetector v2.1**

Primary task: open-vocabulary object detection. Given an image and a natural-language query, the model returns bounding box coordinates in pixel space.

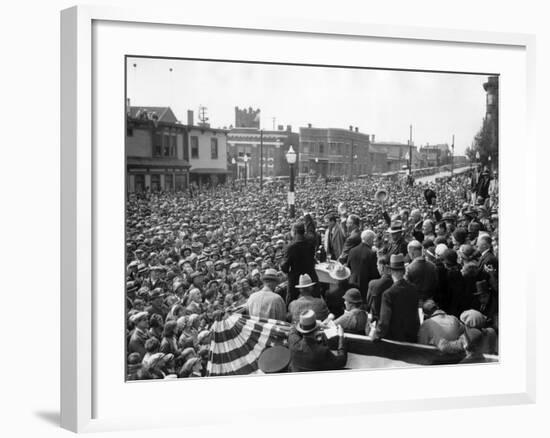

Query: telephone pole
[409,124,413,174]
[198,105,209,126]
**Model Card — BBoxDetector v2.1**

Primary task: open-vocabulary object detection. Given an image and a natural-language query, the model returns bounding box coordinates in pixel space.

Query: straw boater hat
[295,274,316,289]
[262,268,279,282]
[329,263,351,281]
[296,309,320,334]
[387,220,403,234]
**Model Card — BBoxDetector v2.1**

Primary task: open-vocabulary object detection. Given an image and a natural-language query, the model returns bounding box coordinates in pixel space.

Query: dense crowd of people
[126,166,498,379]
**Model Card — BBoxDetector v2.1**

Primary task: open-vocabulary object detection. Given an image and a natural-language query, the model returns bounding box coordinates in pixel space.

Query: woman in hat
[324,263,352,318]
[333,288,369,335]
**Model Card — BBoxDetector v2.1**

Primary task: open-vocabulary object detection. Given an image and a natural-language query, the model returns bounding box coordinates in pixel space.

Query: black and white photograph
[125,56,499,380]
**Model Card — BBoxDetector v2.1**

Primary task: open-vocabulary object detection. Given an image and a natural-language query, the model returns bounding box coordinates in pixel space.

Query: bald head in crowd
[361,229,376,246]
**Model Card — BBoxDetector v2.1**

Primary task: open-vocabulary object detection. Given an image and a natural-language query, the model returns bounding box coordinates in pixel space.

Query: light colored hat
[295,274,316,289]
[262,268,279,282]
[329,264,351,281]
[296,309,320,334]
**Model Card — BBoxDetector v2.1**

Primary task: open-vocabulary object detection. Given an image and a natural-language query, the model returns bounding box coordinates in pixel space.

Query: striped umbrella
[206,314,291,376]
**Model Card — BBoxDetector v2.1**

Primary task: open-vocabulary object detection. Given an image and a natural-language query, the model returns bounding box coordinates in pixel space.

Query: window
[487,94,495,105]
[170,131,177,157]
[150,174,161,192]
[301,142,309,154]
[163,132,170,156]
[319,143,324,155]
[153,132,162,157]
[211,137,218,159]
[191,136,199,159]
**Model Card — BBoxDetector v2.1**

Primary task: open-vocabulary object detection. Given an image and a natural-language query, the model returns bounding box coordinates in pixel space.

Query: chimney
[355,127,359,133]
[308,123,312,128]
[286,125,292,132]
[187,110,194,126]
[278,125,284,131]
[349,125,353,131]
[371,134,376,143]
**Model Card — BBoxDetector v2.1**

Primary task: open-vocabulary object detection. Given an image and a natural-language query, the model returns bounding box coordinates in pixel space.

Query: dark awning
[189,168,232,174]
[127,156,190,169]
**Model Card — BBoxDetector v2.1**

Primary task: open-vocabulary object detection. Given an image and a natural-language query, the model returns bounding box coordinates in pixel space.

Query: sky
[126,57,491,155]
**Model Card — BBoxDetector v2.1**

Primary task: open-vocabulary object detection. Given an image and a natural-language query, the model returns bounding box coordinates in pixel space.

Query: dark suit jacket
[338,228,362,264]
[406,256,438,302]
[288,327,347,372]
[478,250,498,292]
[280,236,318,303]
[366,275,393,322]
[348,242,380,300]
[375,278,420,343]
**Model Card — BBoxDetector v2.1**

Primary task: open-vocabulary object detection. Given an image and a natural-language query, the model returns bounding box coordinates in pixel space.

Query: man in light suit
[323,213,346,260]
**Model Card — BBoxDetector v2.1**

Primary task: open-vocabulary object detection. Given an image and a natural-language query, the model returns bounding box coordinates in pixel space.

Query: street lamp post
[286,146,297,219]
[231,157,236,181]
[243,154,249,186]
[315,157,319,177]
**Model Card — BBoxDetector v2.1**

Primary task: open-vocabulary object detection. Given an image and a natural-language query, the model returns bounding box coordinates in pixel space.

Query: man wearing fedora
[246,269,287,321]
[334,288,369,335]
[385,220,408,258]
[281,222,319,305]
[288,309,347,372]
[366,254,393,322]
[373,254,420,343]
[288,274,330,323]
[347,230,380,303]
[473,280,498,330]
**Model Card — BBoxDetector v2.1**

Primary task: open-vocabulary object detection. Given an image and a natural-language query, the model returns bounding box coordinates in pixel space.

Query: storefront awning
[127,157,191,169]
[189,168,232,174]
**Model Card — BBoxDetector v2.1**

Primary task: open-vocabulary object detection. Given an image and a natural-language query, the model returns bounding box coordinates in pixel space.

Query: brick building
[298,125,372,177]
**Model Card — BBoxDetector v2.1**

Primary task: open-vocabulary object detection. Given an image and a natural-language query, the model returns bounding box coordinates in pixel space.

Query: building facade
[126,107,190,193]
[418,143,451,168]
[227,126,300,180]
[298,126,372,178]
[187,123,230,187]
[370,141,419,172]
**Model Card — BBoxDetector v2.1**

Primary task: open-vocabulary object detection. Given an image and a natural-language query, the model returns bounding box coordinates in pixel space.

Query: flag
[206,314,291,376]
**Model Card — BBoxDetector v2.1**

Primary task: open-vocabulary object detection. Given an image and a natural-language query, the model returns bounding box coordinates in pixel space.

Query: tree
[464,145,477,163]
[473,117,497,167]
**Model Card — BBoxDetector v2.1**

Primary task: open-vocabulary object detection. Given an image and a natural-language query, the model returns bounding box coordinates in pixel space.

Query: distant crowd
[126,165,498,379]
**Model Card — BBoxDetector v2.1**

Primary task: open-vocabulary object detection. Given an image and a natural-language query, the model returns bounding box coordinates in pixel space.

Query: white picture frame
[60,5,536,433]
